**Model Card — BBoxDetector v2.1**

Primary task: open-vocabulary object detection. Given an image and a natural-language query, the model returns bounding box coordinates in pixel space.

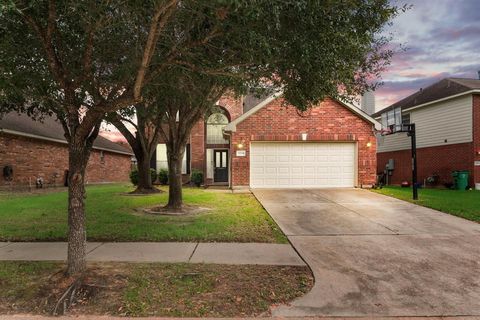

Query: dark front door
[214,150,228,183]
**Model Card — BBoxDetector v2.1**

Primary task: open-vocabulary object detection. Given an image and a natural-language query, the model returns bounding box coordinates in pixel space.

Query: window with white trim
[156,144,188,174]
[206,113,229,144]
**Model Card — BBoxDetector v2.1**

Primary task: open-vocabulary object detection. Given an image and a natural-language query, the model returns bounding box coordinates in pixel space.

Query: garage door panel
[250,142,355,188]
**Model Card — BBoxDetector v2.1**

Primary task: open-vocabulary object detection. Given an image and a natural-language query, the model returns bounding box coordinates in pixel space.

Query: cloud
[375,0,480,110]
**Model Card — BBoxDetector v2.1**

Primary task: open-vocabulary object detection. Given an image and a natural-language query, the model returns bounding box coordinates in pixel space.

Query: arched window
[206,112,229,144]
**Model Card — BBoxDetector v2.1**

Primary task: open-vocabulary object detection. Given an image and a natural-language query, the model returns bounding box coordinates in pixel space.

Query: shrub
[129,169,139,186]
[150,168,158,184]
[191,170,203,187]
[158,168,169,185]
[129,168,158,186]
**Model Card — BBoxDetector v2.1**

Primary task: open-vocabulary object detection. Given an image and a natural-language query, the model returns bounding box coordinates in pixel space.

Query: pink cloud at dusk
[374,0,480,111]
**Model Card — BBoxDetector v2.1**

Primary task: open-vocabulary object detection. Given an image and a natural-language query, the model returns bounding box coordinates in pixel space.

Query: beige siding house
[373,77,480,188]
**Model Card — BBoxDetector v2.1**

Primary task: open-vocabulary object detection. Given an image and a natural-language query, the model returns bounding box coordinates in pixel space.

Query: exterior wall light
[366,142,372,148]
[237,140,245,149]
[301,133,308,141]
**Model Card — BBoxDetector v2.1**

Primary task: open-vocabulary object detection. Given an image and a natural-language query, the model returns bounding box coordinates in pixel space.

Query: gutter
[374,89,480,120]
[0,128,133,156]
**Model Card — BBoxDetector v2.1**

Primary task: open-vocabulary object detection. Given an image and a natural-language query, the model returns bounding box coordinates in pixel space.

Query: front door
[214,150,228,183]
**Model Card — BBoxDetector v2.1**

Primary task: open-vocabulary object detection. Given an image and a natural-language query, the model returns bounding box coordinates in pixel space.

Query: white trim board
[374,89,480,120]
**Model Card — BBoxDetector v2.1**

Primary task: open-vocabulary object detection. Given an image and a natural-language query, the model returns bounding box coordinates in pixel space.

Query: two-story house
[373,77,480,188]
[151,93,381,189]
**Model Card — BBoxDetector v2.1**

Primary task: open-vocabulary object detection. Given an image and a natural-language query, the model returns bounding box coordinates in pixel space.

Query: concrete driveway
[253,188,480,317]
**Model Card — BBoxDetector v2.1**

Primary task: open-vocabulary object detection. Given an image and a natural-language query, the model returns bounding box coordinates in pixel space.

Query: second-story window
[206,112,229,144]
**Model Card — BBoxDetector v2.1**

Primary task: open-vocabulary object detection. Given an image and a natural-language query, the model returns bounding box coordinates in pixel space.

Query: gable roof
[372,77,480,118]
[225,92,381,132]
[0,113,133,155]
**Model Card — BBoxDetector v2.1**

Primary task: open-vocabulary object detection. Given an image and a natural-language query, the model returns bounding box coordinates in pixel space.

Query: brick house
[372,77,480,188]
[0,113,133,189]
[153,93,380,188]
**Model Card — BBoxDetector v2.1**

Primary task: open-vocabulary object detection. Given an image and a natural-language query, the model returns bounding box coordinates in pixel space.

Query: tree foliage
[0,0,401,275]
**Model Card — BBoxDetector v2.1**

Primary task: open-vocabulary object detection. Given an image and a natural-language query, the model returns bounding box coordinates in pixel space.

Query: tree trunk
[166,148,184,210]
[66,143,90,276]
[134,152,156,193]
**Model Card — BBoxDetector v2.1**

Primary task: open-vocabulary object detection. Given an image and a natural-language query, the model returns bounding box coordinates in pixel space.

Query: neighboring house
[152,94,380,188]
[0,113,133,189]
[372,77,480,187]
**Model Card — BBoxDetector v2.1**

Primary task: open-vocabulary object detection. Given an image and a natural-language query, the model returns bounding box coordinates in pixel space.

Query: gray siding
[377,131,410,152]
[413,95,472,148]
[377,95,472,153]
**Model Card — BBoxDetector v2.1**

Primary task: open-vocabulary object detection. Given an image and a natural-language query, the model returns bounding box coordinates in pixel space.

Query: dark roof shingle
[0,113,132,155]
[372,77,480,118]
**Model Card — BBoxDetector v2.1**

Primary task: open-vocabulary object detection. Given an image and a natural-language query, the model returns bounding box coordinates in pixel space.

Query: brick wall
[189,94,243,175]
[377,142,474,186]
[230,98,377,186]
[218,95,243,121]
[190,121,205,172]
[0,133,132,189]
[473,94,480,186]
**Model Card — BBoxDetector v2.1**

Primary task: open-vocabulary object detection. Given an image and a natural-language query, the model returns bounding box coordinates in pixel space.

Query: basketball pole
[386,123,418,200]
[407,124,418,200]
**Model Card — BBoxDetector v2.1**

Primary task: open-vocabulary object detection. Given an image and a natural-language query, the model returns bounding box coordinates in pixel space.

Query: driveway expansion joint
[0,242,11,249]
[86,242,105,255]
[188,242,199,262]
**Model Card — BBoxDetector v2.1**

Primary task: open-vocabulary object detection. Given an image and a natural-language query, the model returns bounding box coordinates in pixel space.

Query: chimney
[360,91,375,116]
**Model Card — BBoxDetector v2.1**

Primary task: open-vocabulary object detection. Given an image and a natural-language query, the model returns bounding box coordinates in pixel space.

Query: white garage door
[250,142,355,188]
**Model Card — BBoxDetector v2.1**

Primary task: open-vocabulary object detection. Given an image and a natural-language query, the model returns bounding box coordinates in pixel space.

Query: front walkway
[253,188,480,317]
[0,242,304,266]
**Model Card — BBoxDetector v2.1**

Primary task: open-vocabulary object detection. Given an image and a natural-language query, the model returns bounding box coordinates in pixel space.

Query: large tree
[112,0,402,208]
[1,0,401,275]
[0,0,187,275]
[108,103,164,194]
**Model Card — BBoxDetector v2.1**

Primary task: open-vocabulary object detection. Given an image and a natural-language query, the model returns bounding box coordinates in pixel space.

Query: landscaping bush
[129,168,158,186]
[191,170,203,187]
[129,170,139,185]
[150,168,158,183]
[158,169,168,185]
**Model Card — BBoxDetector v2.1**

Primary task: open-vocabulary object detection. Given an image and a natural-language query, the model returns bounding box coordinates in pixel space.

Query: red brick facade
[377,143,474,186]
[229,98,377,187]
[377,94,480,188]
[0,133,132,189]
[189,95,243,174]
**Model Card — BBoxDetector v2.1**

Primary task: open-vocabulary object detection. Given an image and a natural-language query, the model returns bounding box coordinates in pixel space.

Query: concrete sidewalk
[0,242,305,266]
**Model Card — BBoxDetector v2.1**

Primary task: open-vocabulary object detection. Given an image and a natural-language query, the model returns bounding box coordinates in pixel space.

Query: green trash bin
[452,170,469,190]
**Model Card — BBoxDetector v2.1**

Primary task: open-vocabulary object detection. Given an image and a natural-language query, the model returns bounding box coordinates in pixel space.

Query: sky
[374,0,480,111]
[101,0,480,141]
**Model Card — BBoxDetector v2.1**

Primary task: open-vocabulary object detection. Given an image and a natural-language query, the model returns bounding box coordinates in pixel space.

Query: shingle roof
[0,112,132,155]
[372,77,480,118]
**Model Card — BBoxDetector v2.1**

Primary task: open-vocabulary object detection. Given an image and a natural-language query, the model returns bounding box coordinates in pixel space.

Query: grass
[0,184,286,243]
[372,186,480,222]
[0,262,313,317]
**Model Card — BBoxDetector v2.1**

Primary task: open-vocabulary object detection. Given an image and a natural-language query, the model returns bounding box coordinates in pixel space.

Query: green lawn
[372,186,480,222]
[0,184,286,243]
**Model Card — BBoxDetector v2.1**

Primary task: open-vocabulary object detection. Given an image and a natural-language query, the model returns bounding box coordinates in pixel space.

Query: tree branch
[133,0,178,100]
